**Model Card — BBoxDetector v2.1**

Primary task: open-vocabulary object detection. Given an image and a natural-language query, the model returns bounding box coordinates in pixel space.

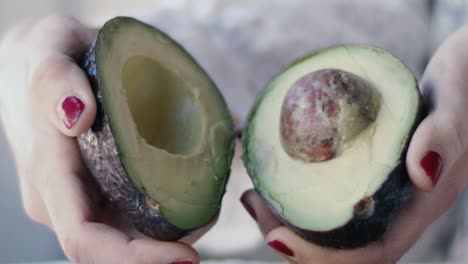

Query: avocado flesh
[94,18,234,230]
[245,45,419,232]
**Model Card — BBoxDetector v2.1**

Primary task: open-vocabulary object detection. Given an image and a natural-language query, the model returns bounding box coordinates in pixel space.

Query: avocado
[242,45,425,248]
[78,17,235,240]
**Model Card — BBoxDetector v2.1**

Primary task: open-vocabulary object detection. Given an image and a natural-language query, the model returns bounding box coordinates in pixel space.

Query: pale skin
[0,15,467,264]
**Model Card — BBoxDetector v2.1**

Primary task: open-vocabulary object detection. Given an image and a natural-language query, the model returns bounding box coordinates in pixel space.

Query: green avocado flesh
[95,18,234,230]
[244,45,419,232]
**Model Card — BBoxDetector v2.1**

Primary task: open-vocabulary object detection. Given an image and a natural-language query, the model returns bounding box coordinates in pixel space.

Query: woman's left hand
[240,25,468,264]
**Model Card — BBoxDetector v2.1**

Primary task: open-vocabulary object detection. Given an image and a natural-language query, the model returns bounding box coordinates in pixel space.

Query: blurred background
[0,0,467,263]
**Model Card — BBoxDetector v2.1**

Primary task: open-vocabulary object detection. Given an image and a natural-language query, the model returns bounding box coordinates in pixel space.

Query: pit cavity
[122,55,203,155]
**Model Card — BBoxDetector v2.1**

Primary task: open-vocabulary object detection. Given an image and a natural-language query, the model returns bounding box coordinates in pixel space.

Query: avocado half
[78,17,235,240]
[242,45,425,248]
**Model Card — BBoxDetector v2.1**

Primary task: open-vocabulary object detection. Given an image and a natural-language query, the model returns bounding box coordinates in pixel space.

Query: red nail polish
[61,96,85,129]
[170,261,192,264]
[420,151,443,186]
[240,193,257,221]
[267,240,294,257]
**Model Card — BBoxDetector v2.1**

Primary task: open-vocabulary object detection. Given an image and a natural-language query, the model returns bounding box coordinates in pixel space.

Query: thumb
[406,77,468,191]
[26,16,97,137]
[407,25,468,192]
[240,189,283,237]
[31,55,97,136]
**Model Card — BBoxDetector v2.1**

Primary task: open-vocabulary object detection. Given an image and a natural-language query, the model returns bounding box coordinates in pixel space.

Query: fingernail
[60,96,85,129]
[169,261,192,264]
[267,240,294,257]
[420,151,443,186]
[240,193,257,221]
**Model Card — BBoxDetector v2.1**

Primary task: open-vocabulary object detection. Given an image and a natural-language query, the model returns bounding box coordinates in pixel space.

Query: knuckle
[33,14,83,44]
[35,14,77,32]
[22,197,39,221]
[31,15,86,56]
[18,167,49,225]
[443,181,463,206]
[445,117,468,155]
[30,56,70,92]
[62,235,82,264]
[21,197,49,226]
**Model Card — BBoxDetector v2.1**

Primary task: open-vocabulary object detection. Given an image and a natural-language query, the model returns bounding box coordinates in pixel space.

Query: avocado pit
[280,69,381,162]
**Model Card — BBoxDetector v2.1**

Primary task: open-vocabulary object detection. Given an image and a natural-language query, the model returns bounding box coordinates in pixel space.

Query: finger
[109,209,220,245]
[265,227,384,264]
[180,210,220,245]
[387,147,468,251]
[61,223,199,264]
[29,15,95,65]
[406,29,468,191]
[240,189,282,237]
[405,110,466,191]
[241,190,385,263]
[18,177,51,226]
[31,55,96,136]
[39,139,199,264]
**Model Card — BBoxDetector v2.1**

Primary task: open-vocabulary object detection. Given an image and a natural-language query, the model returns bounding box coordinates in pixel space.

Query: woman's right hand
[0,15,206,264]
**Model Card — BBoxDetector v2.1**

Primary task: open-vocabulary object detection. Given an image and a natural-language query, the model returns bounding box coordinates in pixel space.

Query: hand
[0,15,209,264]
[240,26,468,264]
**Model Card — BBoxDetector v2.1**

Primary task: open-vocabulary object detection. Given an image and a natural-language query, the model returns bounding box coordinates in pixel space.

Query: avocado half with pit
[242,45,425,248]
[78,17,235,240]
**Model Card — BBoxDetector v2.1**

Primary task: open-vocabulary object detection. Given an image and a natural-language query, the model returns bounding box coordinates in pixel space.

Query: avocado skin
[77,38,193,241]
[242,47,427,248]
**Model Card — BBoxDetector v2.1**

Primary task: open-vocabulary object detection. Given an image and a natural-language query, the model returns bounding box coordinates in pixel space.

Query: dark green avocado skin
[242,53,427,248]
[77,39,191,241]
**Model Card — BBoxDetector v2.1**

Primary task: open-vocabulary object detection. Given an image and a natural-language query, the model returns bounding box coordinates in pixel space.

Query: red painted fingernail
[420,151,443,186]
[170,261,192,264]
[267,240,294,257]
[61,96,85,129]
[240,193,257,221]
